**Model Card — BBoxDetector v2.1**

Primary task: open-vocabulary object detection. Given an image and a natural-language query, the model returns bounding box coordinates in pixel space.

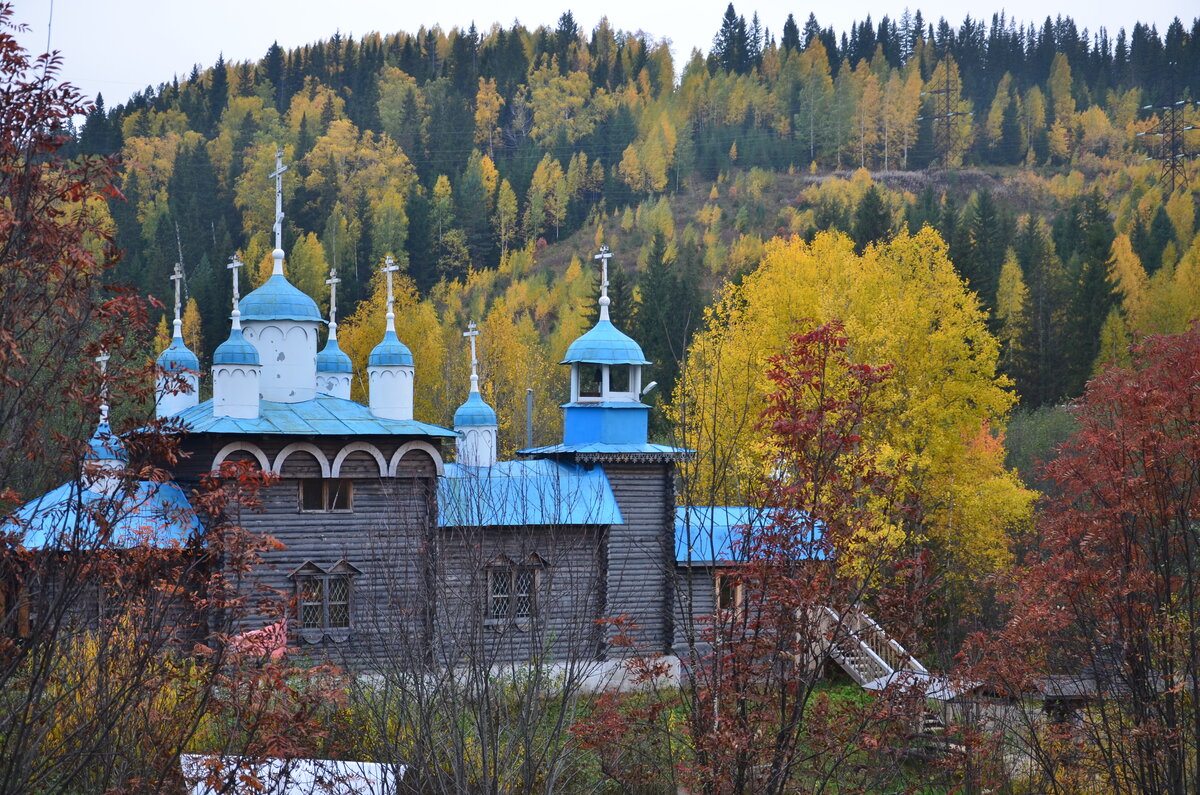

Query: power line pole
[1136,65,1198,193]
[919,60,972,168]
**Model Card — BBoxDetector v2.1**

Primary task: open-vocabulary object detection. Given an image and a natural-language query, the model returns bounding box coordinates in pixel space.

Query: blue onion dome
[85,421,126,462]
[561,319,651,365]
[156,333,200,371]
[213,328,260,365]
[238,274,323,323]
[316,335,353,373]
[369,330,414,367]
[454,390,497,427]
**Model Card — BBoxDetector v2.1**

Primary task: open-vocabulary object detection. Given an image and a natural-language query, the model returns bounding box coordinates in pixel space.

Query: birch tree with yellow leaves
[671,229,1033,598]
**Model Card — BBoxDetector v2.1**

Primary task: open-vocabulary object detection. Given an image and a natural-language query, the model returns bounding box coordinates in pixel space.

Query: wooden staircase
[819,606,931,691]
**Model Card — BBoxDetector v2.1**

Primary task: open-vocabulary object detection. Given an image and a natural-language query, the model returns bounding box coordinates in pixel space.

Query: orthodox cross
[382,255,400,331]
[594,245,612,296]
[269,147,288,250]
[170,262,184,322]
[228,253,244,314]
[594,245,613,320]
[463,320,480,388]
[95,350,110,423]
[326,268,341,327]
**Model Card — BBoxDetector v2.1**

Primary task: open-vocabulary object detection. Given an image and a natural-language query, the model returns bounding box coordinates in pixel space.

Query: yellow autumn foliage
[672,228,1033,581]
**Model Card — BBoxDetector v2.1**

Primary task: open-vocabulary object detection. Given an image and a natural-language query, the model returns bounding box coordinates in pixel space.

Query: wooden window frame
[297,478,354,513]
[715,571,745,616]
[291,561,360,643]
[485,557,545,626]
[1,582,31,640]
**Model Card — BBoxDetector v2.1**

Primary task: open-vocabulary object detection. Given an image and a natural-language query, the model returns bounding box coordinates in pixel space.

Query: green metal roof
[175,395,455,437]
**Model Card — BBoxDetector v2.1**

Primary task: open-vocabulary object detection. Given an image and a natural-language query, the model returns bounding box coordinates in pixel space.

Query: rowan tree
[966,322,1200,794]
[577,322,935,794]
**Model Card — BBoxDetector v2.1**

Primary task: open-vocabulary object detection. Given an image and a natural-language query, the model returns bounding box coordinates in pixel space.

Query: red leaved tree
[0,9,344,790]
[964,323,1200,794]
[577,321,938,793]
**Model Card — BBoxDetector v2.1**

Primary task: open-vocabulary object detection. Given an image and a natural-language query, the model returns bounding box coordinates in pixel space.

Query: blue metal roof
[518,441,691,458]
[439,459,623,527]
[213,328,260,365]
[561,319,651,365]
[14,479,201,549]
[674,506,824,564]
[369,330,414,367]
[157,334,200,371]
[316,336,353,373]
[239,274,323,323]
[454,390,497,427]
[85,421,126,462]
[174,395,455,437]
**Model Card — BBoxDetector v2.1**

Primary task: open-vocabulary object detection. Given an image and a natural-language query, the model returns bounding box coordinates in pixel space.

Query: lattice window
[292,562,360,641]
[487,561,543,623]
[489,569,509,619]
[514,569,534,620]
[327,575,350,629]
[300,577,325,629]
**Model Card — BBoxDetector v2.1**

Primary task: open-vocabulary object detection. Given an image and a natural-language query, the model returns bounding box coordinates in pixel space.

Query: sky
[12,0,1195,106]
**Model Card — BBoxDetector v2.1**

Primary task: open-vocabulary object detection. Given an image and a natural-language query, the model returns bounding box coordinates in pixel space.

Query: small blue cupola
[316,267,353,400]
[368,256,416,420]
[559,246,652,446]
[454,321,498,467]
[155,263,201,418]
[85,420,126,467]
[84,352,126,496]
[211,255,262,420]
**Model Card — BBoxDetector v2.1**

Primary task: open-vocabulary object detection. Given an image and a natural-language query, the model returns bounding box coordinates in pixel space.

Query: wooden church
[15,153,696,668]
[13,155,942,699]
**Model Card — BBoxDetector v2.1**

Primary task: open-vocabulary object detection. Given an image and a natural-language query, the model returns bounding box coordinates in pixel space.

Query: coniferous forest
[71,7,1200,440]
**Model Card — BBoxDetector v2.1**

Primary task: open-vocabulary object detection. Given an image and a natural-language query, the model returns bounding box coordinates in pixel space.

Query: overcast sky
[13,0,1195,106]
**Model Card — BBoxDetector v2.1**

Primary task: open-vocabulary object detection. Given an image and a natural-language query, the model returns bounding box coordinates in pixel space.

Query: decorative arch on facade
[272,442,332,478]
[331,442,387,477]
[212,441,271,472]
[388,440,445,477]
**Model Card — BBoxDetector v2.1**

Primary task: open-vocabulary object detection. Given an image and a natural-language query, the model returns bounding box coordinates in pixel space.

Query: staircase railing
[850,608,928,676]
[818,605,927,687]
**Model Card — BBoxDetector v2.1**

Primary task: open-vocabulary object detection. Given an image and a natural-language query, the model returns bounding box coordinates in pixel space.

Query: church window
[291,561,360,642]
[486,557,545,623]
[578,365,602,398]
[298,478,353,512]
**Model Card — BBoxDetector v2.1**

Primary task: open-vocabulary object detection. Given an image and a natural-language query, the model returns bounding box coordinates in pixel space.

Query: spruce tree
[852,185,891,252]
[782,14,801,53]
[206,53,228,135]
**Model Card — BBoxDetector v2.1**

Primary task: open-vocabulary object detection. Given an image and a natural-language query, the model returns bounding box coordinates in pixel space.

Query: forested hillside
[72,6,1200,446]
